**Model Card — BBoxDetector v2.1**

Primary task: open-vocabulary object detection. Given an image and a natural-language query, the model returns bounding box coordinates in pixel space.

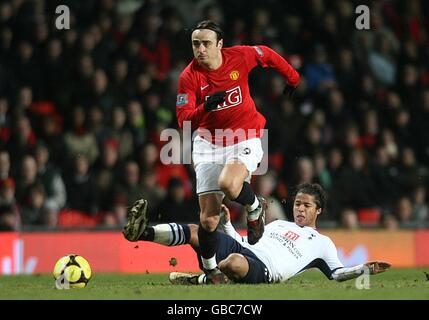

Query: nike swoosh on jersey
[200,84,209,91]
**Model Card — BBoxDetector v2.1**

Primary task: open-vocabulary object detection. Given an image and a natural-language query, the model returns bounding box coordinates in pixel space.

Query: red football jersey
[176,45,300,145]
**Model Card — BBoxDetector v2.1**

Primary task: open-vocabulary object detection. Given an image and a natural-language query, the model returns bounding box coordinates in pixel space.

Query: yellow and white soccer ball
[53,254,92,289]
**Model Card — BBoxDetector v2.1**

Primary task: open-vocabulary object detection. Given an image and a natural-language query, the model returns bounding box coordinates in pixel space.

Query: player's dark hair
[294,183,326,211]
[193,20,224,42]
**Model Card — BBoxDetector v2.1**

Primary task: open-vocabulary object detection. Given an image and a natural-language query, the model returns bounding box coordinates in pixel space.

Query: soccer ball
[53,254,92,289]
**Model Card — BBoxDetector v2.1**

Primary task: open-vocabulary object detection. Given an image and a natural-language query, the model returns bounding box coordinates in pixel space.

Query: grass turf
[0,268,428,300]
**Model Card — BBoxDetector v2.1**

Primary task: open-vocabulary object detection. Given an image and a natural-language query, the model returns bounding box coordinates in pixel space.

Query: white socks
[201,255,217,271]
[247,196,261,221]
[153,223,188,246]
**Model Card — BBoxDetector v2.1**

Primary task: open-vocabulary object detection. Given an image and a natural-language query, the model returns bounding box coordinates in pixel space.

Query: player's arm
[219,204,248,243]
[332,262,391,282]
[176,72,205,129]
[244,45,300,88]
[176,72,226,129]
[322,237,391,281]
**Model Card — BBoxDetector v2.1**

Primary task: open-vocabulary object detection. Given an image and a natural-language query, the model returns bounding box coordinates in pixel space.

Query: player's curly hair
[294,183,327,211]
[193,20,224,42]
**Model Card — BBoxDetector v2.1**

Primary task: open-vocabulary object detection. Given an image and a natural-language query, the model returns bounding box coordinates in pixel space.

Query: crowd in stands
[0,0,428,231]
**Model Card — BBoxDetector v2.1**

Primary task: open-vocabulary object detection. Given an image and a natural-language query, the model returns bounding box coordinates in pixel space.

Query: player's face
[293,192,321,228]
[191,29,222,67]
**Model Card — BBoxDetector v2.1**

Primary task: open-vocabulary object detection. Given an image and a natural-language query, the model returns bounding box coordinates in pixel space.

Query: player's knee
[218,176,241,199]
[218,254,246,279]
[199,214,219,232]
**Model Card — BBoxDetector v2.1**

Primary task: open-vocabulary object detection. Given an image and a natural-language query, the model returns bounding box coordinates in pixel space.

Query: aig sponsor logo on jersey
[208,86,243,111]
[284,230,300,241]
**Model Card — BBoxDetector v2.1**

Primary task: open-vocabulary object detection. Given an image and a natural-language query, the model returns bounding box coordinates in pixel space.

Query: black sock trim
[169,223,176,245]
[234,182,256,206]
[198,222,219,259]
[138,226,154,241]
[181,224,191,244]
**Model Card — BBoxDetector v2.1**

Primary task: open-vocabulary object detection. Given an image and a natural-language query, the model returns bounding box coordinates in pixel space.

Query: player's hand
[204,91,226,112]
[219,204,231,224]
[364,261,391,274]
[283,84,297,99]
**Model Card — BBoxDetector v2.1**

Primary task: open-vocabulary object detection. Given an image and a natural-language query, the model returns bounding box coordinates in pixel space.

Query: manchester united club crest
[230,70,239,80]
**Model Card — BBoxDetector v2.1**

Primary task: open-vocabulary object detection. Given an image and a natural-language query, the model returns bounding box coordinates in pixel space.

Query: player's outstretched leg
[122,199,149,241]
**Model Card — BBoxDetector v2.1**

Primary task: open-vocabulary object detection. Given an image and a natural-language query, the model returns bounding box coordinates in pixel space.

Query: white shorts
[193,136,264,195]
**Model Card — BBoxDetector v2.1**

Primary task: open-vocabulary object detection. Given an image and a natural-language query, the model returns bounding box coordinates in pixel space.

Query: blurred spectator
[326,89,351,132]
[0,204,19,231]
[411,186,428,222]
[38,115,65,165]
[411,90,429,165]
[64,154,97,216]
[0,177,17,207]
[254,171,286,223]
[63,106,99,164]
[0,97,11,148]
[359,109,379,151]
[370,146,399,210]
[340,208,359,230]
[154,178,198,223]
[93,138,122,212]
[15,155,40,205]
[335,48,358,103]
[313,152,332,192]
[34,142,66,213]
[135,11,171,81]
[107,106,134,160]
[368,34,397,86]
[6,115,37,164]
[43,38,66,103]
[12,41,43,99]
[113,160,142,207]
[291,157,314,187]
[397,147,424,196]
[304,44,336,92]
[109,59,133,105]
[126,100,146,150]
[335,148,377,211]
[87,105,107,145]
[382,214,399,231]
[394,196,415,227]
[0,150,11,181]
[139,170,165,220]
[19,183,53,226]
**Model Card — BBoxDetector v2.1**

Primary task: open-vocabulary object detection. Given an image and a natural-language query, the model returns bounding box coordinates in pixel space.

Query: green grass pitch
[1,268,428,300]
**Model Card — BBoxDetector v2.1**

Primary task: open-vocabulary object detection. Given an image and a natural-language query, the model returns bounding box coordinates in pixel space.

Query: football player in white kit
[123,183,390,284]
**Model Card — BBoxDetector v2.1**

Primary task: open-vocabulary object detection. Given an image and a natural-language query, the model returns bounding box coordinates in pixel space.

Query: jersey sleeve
[242,45,301,87]
[176,69,205,129]
[221,221,248,243]
[322,237,344,279]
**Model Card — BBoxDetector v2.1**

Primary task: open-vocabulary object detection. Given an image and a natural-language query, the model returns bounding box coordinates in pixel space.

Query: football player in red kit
[123,20,300,283]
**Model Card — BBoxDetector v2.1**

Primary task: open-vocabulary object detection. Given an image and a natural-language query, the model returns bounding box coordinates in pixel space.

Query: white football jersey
[224,220,343,283]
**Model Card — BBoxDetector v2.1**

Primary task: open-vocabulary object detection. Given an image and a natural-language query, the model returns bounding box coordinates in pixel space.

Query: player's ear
[217,39,223,49]
[316,207,322,215]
